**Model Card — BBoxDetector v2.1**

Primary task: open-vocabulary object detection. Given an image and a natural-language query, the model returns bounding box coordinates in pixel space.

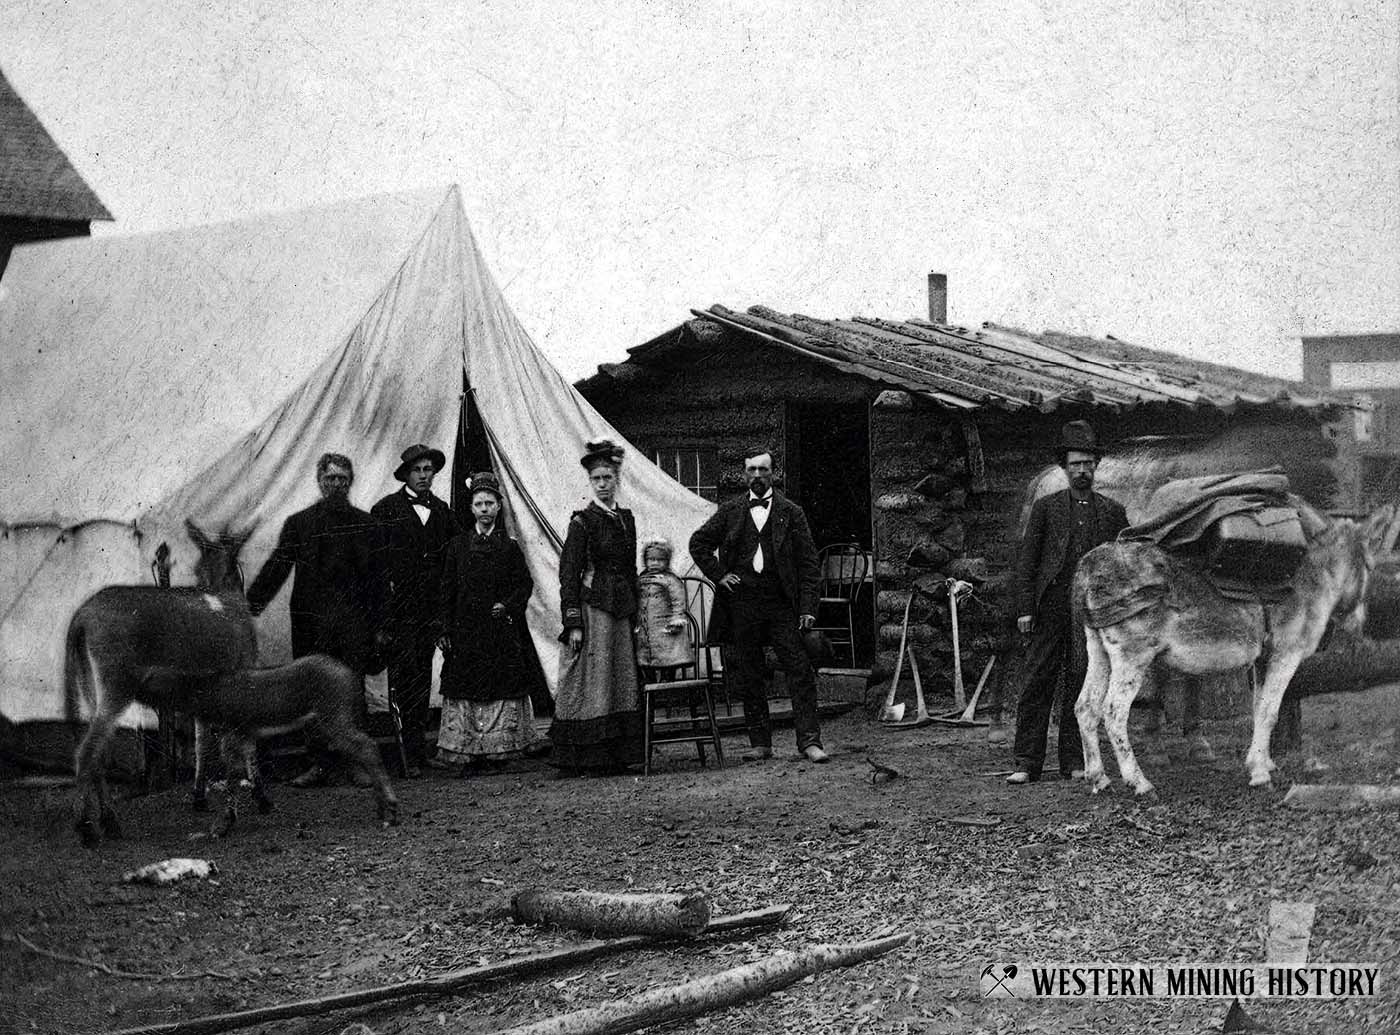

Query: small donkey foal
[141,654,398,837]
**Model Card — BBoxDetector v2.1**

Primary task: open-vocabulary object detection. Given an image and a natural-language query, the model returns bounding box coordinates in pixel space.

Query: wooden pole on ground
[107,906,791,1035]
[490,932,912,1035]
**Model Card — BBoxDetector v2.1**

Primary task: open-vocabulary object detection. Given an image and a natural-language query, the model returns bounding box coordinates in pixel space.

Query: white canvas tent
[0,185,713,743]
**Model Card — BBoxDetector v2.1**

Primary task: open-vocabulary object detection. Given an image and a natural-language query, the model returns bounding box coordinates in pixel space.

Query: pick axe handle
[960,656,996,722]
[949,582,966,710]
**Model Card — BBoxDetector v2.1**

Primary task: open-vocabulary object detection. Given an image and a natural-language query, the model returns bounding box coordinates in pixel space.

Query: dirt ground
[3,688,1398,1035]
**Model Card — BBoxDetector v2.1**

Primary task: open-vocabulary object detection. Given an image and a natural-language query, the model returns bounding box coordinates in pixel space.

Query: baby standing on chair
[636,537,691,675]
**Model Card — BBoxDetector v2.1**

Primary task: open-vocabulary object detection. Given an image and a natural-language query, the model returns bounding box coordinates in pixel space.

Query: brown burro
[66,520,257,847]
[140,656,399,838]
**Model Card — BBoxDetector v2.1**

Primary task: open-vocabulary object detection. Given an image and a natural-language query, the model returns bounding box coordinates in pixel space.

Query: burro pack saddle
[1081,469,1325,629]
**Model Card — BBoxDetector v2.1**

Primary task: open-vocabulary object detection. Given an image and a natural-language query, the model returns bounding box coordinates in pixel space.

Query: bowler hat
[394,443,446,481]
[1056,420,1104,459]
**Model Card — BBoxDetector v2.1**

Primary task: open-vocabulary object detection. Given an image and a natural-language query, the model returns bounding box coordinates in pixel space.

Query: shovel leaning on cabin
[879,579,993,729]
[878,592,931,727]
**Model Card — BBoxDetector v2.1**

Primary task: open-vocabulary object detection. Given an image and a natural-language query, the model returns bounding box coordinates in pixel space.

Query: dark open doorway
[786,402,872,548]
[785,402,874,666]
[452,381,553,716]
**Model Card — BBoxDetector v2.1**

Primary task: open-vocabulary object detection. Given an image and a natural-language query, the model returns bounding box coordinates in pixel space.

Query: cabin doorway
[786,402,872,548]
[786,402,874,665]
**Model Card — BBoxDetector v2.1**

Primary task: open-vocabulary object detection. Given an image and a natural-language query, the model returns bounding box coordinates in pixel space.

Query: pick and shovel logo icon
[981,964,1019,998]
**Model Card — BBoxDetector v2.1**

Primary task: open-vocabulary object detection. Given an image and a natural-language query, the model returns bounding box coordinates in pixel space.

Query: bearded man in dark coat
[246,452,382,787]
[371,443,461,777]
[689,448,829,764]
[1008,420,1130,785]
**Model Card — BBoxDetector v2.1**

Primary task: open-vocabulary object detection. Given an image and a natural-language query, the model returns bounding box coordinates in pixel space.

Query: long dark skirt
[549,604,642,771]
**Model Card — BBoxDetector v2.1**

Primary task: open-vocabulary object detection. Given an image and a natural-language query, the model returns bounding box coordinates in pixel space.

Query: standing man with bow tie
[689,448,829,764]
[372,443,461,778]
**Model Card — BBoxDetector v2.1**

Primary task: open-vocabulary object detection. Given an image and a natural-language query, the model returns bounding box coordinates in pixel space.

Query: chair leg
[689,688,707,768]
[702,680,725,768]
[845,602,856,666]
[642,687,654,776]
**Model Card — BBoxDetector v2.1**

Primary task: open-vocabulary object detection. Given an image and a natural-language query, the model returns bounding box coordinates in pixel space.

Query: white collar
[748,490,773,501]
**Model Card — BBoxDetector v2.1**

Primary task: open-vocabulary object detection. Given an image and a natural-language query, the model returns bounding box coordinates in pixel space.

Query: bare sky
[6,0,1398,380]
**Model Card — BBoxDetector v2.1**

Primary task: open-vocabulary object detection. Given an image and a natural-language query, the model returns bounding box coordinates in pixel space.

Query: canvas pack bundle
[1201,506,1308,585]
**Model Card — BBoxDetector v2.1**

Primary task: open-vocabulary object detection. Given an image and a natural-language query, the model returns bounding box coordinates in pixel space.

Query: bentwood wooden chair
[681,574,730,714]
[814,543,869,668]
[641,611,726,775]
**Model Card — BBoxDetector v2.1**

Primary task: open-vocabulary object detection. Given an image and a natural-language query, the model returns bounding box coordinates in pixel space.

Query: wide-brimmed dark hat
[801,629,834,665]
[1056,420,1104,459]
[467,471,503,501]
[579,438,625,471]
[394,443,446,481]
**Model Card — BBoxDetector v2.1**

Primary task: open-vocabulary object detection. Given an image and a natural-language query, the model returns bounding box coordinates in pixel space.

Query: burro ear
[1363,504,1399,558]
[185,518,212,550]
[225,525,255,556]
[1385,503,1400,551]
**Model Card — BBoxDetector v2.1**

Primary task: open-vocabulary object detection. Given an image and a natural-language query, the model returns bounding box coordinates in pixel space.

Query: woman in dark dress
[549,439,643,773]
[435,472,544,772]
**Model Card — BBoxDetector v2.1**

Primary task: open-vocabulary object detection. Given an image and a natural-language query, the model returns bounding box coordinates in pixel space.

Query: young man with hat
[1008,420,1129,785]
[371,443,462,777]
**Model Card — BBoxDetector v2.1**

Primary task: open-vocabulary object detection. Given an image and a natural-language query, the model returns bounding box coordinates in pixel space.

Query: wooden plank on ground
[1266,902,1316,965]
[1282,784,1400,812]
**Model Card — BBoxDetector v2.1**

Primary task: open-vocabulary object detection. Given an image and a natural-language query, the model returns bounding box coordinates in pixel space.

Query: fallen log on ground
[489,932,912,1035]
[512,888,710,938]
[108,905,791,1035]
[1289,638,1400,698]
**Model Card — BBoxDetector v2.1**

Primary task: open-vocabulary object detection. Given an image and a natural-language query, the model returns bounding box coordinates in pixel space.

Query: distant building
[0,68,112,279]
[1301,333,1400,507]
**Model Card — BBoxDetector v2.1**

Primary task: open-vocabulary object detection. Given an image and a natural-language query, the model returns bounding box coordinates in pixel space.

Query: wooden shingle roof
[589,304,1353,417]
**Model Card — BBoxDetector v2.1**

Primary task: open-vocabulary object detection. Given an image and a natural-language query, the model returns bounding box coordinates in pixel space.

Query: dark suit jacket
[246,499,382,667]
[1016,488,1129,618]
[370,488,461,631]
[689,491,820,644]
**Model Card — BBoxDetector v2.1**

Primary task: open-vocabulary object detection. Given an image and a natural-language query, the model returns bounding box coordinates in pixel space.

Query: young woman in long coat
[435,472,543,770]
[549,440,643,773]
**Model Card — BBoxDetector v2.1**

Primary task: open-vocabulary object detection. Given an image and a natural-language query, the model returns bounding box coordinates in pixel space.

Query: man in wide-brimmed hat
[371,443,461,777]
[1008,420,1129,786]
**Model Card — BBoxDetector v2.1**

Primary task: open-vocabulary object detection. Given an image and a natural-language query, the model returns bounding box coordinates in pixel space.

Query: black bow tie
[409,496,433,509]
[749,497,771,510]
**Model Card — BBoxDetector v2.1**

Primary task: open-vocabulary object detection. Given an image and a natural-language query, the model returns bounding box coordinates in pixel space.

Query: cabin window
[652,446,719,501]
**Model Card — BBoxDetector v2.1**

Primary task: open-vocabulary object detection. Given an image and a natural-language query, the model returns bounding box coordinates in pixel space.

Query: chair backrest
[681,575,715,644]
[818,543,869,600]
[644,610,704,683]
[680,575,723,681]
